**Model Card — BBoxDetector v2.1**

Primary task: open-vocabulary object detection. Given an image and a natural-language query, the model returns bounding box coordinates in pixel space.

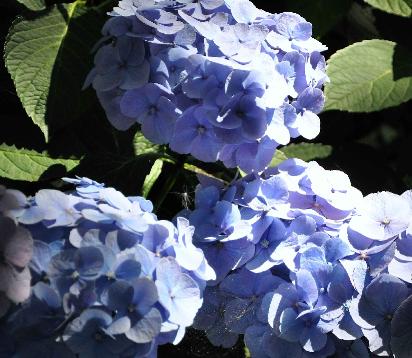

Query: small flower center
[381,218,391,227]
[94,332,103,341]
[260,239,270,249]
[312,202,321,209]
[197,125,206,135]
[215,241,225,250]
[359,251,368,260]
[236,110,245,118]
[148,106,158,115]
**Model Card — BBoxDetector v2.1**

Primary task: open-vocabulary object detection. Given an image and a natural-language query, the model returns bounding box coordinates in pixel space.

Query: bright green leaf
[269,150,288,168]
[16,0,46,11]
[0,144,79,181]
[142,159,163,198]
[325,40,412,112]
[282,143,332,161]
[364,0,411,17]
[184,163,212,176]
[133,132,162,156]
[5,1,105,139]
[237,168,247,177]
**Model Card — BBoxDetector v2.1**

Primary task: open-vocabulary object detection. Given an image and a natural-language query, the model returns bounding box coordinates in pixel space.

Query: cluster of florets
[0,178,214,357]
[0,187,34,317]
[86,0,328,173]
[184,159,412,357]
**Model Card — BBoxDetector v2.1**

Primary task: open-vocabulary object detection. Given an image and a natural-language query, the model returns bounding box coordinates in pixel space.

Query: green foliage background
[0,0,411,355]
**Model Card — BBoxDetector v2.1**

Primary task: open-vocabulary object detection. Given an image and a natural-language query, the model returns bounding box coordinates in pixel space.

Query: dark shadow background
[0,0,411,356]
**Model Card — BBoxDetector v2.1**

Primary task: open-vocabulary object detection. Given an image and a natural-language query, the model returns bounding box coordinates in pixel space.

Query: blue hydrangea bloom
[185,158,412,357]
[0,216,33,310]
[391,295,412,358]
[87,0,328,173]
[2,160,412,358]
[349,192,411,242]
[349,274,409,356]
[62,308,132,357]
[0,178,214,357]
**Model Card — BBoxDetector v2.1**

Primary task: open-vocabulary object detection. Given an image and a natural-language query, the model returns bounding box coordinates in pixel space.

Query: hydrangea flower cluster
[0,187,34,318]
[184,158,412,357]
[0,178,214,357]
[86,0,328,173]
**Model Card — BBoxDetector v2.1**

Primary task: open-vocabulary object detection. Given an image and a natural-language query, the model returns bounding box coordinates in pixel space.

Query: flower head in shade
[349,274,409,356]
[391,295,412,358]
[0,178,214,357]
[0,216,33,311]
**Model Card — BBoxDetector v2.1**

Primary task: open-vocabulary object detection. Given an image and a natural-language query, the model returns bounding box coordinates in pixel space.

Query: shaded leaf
[133,132,162,156]
[16,0,45,11]
[5,1,105,139]
[0,144,79,181]
[282,143,332,161]
[364,0,412,17]
[325,40,412,112]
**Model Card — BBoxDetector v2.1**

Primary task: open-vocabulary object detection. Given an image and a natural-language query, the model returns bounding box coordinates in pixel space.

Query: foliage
[5,0,105,139]
[364,0,412,17]
[324,40,412,112]
[0,179,213,356]
[0,144,79,181]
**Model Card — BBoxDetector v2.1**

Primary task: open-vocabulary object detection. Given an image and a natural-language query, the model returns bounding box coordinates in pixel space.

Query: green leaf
[364,0,411,17]
[133,132,162,156]
[183,163,213,176]
[16,0,46,11]
[4,1,105,139]
[142,159,163,198]
[269,150,288,168]
[282,143,332,161]
[0,144,79,181]
[324,40,412,112]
